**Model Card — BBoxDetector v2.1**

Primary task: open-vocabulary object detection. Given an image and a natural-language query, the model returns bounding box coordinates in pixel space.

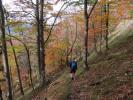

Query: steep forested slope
[27,20,133,100]
[69,20,133,100]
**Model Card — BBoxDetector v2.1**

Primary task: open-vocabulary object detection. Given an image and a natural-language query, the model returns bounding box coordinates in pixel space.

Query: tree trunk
[66,22,78,62]
[92,23,98,54]
[36,0,42,83]
[9,64,14,98]
[39,0,47,99]
[84,0,89,69]
[0,0,13,99]
[19,29,34,90]
[25,48,34,90]
[99,6,103,54]
[40,0,45,85]
[105,0,109,51]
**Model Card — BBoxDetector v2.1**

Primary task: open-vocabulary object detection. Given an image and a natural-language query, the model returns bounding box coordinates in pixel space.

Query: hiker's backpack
[71,61,77,70]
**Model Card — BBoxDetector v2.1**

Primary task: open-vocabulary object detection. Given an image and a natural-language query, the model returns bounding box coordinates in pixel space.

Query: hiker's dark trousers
[0,95,3,100]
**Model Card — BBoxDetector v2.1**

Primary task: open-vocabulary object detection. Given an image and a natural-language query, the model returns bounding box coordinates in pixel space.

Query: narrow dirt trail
[69,79,80,100]
[69,78,90,100]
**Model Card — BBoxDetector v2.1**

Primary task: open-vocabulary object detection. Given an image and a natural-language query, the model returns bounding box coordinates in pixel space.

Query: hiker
[68,58,77,80]
[0,85,3,100]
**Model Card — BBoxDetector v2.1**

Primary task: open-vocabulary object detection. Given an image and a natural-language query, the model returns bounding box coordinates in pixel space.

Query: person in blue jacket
[68,58,77,80]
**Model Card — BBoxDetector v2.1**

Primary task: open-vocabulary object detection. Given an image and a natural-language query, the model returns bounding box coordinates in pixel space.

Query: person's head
[73,57,77,62]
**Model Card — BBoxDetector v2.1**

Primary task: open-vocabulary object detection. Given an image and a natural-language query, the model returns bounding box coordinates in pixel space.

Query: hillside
[1,0,133,100]
[23,20,133,100]
[69,20,133,100]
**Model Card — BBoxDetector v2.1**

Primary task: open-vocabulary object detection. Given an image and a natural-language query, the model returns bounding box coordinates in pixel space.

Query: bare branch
[44,1,70,46]
[88,0,98,19]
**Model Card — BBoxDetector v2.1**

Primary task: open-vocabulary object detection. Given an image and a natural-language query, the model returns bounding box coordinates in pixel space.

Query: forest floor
[24,20,133,100]
[27,66,84,100]
[68,36,133,100]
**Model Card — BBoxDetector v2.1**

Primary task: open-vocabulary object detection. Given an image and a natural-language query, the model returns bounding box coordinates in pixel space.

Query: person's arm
[76,62,78,70]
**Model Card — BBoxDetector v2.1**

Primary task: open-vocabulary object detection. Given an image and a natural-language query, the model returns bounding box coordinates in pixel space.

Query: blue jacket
[68,60,77,70]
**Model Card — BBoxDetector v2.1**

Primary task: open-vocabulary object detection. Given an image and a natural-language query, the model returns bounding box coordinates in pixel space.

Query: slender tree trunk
[9,64,14,98]
[92,23,98,54]
[99,6,103,53]
[70,22,78,59]
[70,31,73,59]
[75,22,78,57]
[7,22,24,95]
[36,0,42,83]
[0,0,13,99]
[20,30,34,90]
[94,35,97,54]
[65,29,69,66]
[40,0,45,85]
[40,0,47,99]
[26,48,34,90]
[105,0,109,51]
[84,0,89,69]
[66,22,78,60]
